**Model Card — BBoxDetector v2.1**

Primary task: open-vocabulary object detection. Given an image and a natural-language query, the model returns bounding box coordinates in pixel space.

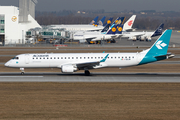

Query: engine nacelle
[146,37,152,42]
[129,36,137,41]
[140,36,146,41]
[61,65,77,73]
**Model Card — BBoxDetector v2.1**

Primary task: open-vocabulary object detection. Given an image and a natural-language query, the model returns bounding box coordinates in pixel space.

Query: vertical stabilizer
[123,15,136,31]
[139,29,172,65]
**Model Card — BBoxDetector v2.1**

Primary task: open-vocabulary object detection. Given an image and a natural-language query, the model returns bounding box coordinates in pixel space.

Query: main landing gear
[20,68,25,75]
[85,70,90,76]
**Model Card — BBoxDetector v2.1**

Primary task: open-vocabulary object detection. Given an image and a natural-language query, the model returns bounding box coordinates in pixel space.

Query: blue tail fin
[101,23,111,32]
[89,16,99,25]
[103,17,113,26]
[151,23,164,37]
[106,24,123,35]
[112,17,125,25]
[139,29,172,65]
[95,16,106,26]
[101,17,124,33]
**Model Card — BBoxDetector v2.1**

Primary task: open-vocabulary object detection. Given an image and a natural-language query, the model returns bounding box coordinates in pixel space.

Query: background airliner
[73,17,125,43]
[5,30,174,75]
[122,23,164,41]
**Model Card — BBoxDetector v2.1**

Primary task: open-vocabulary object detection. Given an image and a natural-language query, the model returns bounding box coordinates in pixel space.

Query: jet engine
[128,37,137,41]
[146,37,152,42]
[140,36,146,41]
[61,65,77,73]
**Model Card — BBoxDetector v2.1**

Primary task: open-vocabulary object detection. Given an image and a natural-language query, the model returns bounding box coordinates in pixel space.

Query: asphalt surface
[0,73,180,82]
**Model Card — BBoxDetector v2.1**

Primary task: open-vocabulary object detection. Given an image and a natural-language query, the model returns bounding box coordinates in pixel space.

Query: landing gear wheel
[20,68,25,75]
[85,70,90,76]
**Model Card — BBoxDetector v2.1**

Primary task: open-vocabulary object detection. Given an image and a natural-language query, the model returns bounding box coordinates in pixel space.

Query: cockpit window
[12,57,19,60]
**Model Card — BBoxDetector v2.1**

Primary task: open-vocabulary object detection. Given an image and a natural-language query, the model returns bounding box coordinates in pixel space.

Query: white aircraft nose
[5,61,10,67]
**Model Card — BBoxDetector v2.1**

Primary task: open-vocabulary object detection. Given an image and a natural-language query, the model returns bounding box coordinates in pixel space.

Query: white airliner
[5,30,174,75]
[123,15,136,31]
[50,15,136,32]
[122,23,164,41]
[50,16,106,31]
[73,17,125,43]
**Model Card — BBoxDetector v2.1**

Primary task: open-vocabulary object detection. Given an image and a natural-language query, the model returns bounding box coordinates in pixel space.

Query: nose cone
[5,61,10,67]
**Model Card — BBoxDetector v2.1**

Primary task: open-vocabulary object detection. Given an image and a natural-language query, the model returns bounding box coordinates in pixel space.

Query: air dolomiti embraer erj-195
[5,30,174,75]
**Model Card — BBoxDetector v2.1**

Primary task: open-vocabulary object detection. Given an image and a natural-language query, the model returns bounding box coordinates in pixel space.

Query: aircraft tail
[106,24,123,35]
[151,23,164,37]
[103,17,113,26]
[101,17,124,33]
[112,17,125,25]
[139,29,172,65]
[89,16,99,25]
[95,16,106,26]
[123,15,136,31]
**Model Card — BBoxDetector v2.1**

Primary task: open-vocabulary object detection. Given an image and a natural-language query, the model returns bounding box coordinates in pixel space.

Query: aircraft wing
[123,32,145,38]
[131,33,145,37]
[59,54,109,70]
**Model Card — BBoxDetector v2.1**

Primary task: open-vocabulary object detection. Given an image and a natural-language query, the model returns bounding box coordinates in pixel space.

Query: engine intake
[61,65,77,73]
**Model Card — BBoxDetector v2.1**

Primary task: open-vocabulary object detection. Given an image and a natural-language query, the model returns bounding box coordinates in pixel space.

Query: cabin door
[25,54,30,64]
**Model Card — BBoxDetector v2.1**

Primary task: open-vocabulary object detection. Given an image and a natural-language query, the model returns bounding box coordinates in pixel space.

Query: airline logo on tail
[128,20,133,26]
[107,20,112,24]
[118,27,122,32]
[155,41,167,49]
[112,27,117,32]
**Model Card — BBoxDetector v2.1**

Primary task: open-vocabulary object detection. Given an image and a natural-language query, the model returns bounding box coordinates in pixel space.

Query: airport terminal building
[0,0,41,45]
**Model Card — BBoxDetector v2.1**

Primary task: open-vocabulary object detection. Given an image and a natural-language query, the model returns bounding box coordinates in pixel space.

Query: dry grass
[0,83,180,120]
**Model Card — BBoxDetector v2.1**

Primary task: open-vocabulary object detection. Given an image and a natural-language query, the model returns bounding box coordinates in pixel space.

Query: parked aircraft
[123,15,136,31]
[121,23,164,41]
[73,17,125,43]
[5,30,174,75]
[93,16,106,26]
[50,16,110,31]
[89,16,99,25]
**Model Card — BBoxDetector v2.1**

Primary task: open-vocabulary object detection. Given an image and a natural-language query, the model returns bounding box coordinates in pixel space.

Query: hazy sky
[1,0,180,12]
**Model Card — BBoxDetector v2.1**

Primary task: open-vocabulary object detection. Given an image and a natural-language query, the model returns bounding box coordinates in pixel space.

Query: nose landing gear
[85,70,90,76]
[20,68,25,75]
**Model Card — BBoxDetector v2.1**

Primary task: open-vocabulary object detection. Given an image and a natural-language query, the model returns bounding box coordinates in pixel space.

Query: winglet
[100,54,109,62]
